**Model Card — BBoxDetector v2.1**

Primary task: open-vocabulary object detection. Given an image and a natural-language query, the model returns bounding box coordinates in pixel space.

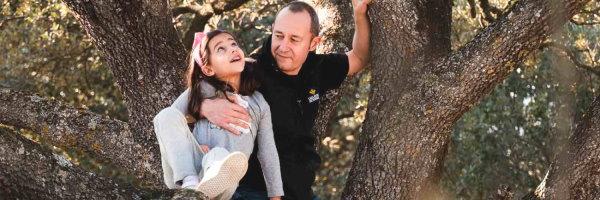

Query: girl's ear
[201,65,215,76]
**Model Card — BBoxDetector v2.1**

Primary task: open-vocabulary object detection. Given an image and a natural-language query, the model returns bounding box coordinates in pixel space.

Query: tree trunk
[342,0,452,198]
[0,126,206,199]
[61,0,188,187]
[529,93,600,199]
[310,0,357,141]
[0,88,157,188]
[343,0,590,199]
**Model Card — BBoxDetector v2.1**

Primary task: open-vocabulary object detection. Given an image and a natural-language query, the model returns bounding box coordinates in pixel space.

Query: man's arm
[346,0,371,76]
[168,86,249,135]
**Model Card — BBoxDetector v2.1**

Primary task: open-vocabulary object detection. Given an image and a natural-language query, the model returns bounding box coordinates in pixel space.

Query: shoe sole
[197,152,248,198]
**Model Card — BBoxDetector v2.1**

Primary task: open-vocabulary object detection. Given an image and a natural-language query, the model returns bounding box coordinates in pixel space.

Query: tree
[341,0,597,199]
[0,0,598,199]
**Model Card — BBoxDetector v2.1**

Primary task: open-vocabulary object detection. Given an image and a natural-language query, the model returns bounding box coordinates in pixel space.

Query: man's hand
[269,197,281,200]
[199,98,250,135]
[352,0,372,16]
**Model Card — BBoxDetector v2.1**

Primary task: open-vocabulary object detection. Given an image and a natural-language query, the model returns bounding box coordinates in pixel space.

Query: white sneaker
[181,175,199,189]
[197,148,248,198]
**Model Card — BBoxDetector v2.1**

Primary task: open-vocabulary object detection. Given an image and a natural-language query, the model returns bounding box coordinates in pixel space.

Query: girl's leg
[197,147,248,198]
[214,184,238,200]
[153,107,203,188]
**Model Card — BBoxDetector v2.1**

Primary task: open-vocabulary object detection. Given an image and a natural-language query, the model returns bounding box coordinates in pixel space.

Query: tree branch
[61,0,189,186]
[210,0,250,12]
[0,16,25,29]
[0,127,206,199]
[238,0,283,32]
[468,0,478,18]
[332,112,357,123]
[309,0,357,144]
[425,0,592,127]
[331,105,366,122]
[172,4,208,18]
[569,2,600,25]
[524,93,600,199]
[180,0,250,49]
[0,88,161,187]
[580,6,600,15]
[541,41,600,76]
[569,18,600,25]
[479,0,503,22]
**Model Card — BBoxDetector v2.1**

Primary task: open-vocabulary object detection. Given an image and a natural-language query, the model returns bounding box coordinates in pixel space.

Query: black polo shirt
[240,37,349,200]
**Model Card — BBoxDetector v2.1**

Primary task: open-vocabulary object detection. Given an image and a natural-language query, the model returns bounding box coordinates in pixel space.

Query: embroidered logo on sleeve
[308,88,319,103]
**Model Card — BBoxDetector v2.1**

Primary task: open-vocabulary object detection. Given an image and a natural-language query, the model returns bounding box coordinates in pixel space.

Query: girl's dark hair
[186,29,260,120]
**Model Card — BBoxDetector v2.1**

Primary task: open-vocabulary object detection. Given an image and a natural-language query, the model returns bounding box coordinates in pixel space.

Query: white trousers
[154,107,236,200]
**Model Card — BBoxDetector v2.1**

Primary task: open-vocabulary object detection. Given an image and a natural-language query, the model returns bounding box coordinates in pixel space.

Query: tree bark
[343,0,590,199]
[177,0,250,50]
[342,0,452,198]
[310,0,357,142]
[61,0,188,187]
[0,88,160,187]
[0,127,207,199]
[527,94,600,199]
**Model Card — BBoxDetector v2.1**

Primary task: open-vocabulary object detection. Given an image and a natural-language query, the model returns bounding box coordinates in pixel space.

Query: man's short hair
[279,1,320,36]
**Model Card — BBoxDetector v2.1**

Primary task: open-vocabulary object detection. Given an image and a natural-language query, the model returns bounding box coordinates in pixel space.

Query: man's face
[271,8,320,75]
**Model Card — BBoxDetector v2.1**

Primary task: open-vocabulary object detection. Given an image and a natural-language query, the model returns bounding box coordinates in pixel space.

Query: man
[199,1,370,199]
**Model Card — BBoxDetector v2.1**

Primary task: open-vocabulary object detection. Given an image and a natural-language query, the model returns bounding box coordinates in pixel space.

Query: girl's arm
[171,88,190,114]
[255,94,285,198]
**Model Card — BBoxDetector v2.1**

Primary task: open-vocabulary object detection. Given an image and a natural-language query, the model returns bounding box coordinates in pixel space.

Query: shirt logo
[308,88,319,103]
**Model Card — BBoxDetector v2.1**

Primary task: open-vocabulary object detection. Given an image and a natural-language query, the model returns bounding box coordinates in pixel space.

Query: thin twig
[0,16,25,29]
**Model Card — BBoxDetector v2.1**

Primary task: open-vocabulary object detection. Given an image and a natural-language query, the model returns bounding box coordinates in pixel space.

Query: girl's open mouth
[230,55,242,63]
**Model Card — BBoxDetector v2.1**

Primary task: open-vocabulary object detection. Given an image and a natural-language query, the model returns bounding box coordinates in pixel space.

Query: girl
[153,30,283,200]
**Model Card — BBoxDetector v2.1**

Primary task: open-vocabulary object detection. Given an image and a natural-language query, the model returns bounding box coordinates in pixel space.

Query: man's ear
[309,36,322,51]
[201,65,215,76]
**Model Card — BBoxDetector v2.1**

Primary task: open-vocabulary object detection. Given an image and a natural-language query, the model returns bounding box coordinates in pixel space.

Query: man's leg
[232,185,269,200]
[154,107,203,188]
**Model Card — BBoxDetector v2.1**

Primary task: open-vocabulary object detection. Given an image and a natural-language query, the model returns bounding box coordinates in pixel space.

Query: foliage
[441,0,600,198]
[0,0,127,121]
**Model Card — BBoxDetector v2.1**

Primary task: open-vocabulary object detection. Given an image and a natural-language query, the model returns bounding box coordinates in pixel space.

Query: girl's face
[201,33,245,80]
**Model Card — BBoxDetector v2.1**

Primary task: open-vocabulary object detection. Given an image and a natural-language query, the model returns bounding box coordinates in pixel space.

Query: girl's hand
[269,197,281,200]
[199,145,210,153]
